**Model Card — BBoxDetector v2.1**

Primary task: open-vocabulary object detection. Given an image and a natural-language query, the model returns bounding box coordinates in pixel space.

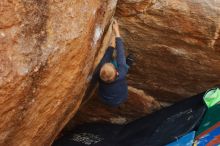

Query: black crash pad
[53,92,206,146]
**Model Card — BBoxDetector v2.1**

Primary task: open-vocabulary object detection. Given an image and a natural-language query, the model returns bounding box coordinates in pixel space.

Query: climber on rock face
[94,19,134,107]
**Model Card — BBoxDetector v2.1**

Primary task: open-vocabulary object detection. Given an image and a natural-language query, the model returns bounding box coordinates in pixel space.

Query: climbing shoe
[126,54,134,67]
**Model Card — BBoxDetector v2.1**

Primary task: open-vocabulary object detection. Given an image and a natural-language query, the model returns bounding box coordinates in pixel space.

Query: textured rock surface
[0,0,117,145]
[73,86,160,125]
[66,0,220,128]
[116,0,220,102]
[1,0,220,145]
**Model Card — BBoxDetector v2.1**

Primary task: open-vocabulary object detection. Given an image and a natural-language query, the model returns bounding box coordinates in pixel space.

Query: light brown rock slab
[68,86,161,127]
[0,0,117,145]
[116,0,220,102]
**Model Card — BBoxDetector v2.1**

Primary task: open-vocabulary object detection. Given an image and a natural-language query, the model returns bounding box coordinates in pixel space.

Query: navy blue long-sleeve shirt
[95,37,128,107]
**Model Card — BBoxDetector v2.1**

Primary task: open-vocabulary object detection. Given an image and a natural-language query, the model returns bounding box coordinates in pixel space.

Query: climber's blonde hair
[100,63,117,83]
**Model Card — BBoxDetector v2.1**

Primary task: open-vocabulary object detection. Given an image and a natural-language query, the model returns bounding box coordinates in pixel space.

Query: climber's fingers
[113,19,118,27]
[110,33,116,48]
[112,21,119,32]
[113,19,117,24]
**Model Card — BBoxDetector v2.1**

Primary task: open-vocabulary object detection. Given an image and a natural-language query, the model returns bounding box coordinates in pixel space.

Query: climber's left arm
[92,46,114,81]
[99,47,114,66]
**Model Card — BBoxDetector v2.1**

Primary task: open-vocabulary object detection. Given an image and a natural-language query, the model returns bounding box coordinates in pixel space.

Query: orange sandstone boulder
[116,0,220,102]
[69,0,220,128]
[0,0,117,145]
[71,86,161,126]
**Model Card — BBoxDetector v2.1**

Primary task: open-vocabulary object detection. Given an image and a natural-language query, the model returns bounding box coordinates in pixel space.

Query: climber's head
[100,63,117,83]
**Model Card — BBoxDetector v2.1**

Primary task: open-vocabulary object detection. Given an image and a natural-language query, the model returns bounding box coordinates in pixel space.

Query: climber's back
[95,20,131,107]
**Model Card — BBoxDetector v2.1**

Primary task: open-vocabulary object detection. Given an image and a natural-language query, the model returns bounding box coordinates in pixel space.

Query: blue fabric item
[98,37,128,107]
[196,127,220,146]
[166,131,195,146]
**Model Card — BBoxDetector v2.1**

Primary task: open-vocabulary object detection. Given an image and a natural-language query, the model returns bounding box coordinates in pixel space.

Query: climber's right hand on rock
[112,19,120,37]
[110,33,116,48]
